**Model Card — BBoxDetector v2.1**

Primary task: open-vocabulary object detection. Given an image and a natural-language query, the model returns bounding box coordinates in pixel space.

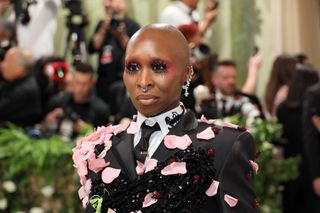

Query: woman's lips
[136,94,159,105]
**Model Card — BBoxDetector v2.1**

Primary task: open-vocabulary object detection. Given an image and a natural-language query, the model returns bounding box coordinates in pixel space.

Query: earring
[182,66,194,97]
[182,81,190,97]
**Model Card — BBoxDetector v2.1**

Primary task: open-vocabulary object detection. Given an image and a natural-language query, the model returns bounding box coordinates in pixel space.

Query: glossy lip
[136,94,159,105]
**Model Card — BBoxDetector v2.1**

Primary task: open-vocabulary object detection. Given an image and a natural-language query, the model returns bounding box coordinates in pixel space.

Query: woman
[264,55,297,117]
[73,24,258,212]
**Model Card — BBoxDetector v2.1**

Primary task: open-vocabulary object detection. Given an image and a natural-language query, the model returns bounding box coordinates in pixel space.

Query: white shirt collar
[136,103,185,136]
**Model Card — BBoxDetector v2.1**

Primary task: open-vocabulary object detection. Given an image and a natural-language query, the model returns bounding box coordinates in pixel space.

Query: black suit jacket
[82,110,258,212]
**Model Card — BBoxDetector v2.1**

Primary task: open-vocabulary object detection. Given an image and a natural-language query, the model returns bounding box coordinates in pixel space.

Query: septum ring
[141,86,149,93]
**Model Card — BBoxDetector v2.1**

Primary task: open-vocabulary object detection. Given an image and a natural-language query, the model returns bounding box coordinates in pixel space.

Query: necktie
[134,122,160,163]
[221,98,227,117]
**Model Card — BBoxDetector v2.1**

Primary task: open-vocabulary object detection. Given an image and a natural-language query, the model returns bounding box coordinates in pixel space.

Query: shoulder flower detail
[72,124,127,208]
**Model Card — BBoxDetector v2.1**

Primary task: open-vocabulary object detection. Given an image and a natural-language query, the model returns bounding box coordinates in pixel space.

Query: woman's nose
[137,68,153,89]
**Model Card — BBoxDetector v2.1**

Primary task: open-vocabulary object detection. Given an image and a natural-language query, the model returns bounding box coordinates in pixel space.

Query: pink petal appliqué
[97,140,112,159]
[145,159,158,173]
[224,194,238,207]
[78,186,87,199]
[223,122,239,129]
[112,124,126,135]
[249,160,259,174]
[136,160,145,175]
[199,115,214,124]
[127,122,139,134]
[88,158,110,173]
[101,167,121,184]
[161,162,187,175]
[197,127,215,140]
[82,195,89,208]
[107,209,116,213]
[142,192,158,208]
[205,180,220,197]
[164,135,192,150]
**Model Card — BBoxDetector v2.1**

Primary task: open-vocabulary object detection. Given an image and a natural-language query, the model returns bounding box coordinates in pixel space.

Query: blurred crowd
[0,0,319,212]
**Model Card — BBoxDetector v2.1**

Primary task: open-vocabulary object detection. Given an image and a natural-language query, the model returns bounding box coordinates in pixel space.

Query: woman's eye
[152,62,167,72]
[126,63,140,73]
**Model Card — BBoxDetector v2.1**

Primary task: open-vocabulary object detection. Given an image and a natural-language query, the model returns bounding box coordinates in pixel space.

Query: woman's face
[123,27,190,117]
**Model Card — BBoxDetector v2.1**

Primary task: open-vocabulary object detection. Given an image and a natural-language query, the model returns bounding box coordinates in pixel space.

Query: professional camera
[57,107,80,140]
[44,61,69,82]
[110,14,123,29]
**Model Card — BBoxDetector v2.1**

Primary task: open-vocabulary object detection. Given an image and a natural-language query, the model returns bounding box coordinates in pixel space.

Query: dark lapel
[110,132,137,180]
[152,110,198,162]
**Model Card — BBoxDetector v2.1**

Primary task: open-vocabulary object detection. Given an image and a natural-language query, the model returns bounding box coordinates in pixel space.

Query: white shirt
[159,1,200,27]
[215,89,261,125]
[134,103,185,161]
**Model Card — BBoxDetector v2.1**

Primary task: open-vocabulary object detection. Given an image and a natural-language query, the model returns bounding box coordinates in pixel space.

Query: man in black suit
[303,82,320,211]
[73,24,258,212]
[196,60,262,124]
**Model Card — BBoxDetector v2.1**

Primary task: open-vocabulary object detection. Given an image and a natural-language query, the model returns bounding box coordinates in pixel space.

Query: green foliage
[0,125,85,212]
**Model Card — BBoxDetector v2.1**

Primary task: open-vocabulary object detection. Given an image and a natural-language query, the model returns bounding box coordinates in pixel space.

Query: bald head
[1,47,33,81]
[126,24,190,67]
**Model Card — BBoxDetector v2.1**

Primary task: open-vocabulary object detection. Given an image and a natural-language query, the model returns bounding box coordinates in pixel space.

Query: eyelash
[125,63,140,73]
[125,61,168,74]
[151,61,167,73]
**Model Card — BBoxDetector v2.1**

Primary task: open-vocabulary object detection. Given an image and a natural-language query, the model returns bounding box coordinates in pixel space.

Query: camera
[64,0,87,31]
[57,107,80,140]
[110,15,123,29]
[44,62,68,82]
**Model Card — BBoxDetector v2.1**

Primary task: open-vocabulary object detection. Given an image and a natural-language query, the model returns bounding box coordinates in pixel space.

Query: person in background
[277,66,319,213]
[0,47,42,127]
[160,0,218,36]
[88,0,140,105]
[303,74,320,212]
[264,55,297,117]
[15,0,61,59]
[196,60,262,125]
[73,24,259,212]
[43,62,110,139]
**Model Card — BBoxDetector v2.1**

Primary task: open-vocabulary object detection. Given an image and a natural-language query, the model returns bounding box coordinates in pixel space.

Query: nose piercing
[141,87,148,93]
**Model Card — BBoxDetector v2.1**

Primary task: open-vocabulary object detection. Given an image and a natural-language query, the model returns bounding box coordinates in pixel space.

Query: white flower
[261,205,271,213]
[0,198,8,210]
[30,207,44,213]
[40,185,55,197]
[3,180,16,193]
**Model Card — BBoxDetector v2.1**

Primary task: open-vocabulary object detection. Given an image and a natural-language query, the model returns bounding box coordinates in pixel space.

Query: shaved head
[126,24,190,69]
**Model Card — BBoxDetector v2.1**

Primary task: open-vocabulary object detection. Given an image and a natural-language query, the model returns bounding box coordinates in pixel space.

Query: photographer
[0,47,42,127]
[33,56,69,111]
[43,62,110,139]
[88,0,140,105]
